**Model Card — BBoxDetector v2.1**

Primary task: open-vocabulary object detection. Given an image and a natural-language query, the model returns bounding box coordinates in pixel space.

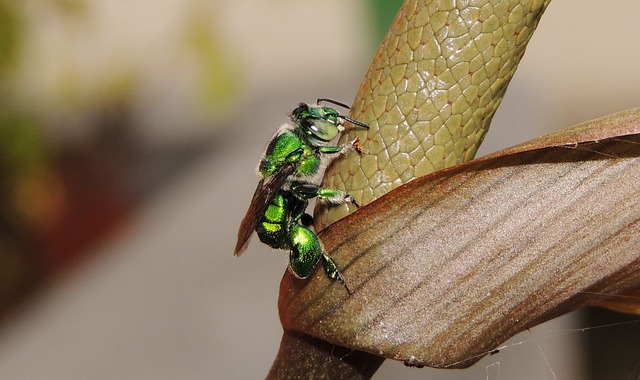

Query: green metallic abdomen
[255,190,323,279]
[256,221,287,249]
[288,224,322,279]
[257,193,288,249]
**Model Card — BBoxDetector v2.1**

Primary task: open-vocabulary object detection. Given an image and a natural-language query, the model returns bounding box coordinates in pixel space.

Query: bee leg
[290,182,360,207]
[300,213,314,227]
[349,137,365,155]
[317,188,360,208]
[317,137,364,156]
[321,253,352,295]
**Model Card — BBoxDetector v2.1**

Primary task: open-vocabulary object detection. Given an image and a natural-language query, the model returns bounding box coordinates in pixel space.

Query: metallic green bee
[234,99,369,294]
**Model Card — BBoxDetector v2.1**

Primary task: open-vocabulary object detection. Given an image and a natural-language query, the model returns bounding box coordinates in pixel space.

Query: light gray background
[0,1,638,379]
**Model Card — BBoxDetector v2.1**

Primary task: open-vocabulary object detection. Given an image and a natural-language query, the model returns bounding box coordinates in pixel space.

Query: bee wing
[234,162,297,256]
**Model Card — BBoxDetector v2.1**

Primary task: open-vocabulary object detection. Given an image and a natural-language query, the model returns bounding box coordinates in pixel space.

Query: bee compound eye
[311,121,340,141]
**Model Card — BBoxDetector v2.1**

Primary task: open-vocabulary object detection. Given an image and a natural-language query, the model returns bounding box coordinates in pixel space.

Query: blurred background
[0,0,638,379]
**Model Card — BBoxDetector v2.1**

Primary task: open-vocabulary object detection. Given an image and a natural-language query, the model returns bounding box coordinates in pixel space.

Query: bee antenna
[343,116,369,129]
[316,99,369,129]
[316,98,351,110]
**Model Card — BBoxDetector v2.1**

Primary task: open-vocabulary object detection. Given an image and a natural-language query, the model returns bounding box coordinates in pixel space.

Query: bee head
[291,103,344,142]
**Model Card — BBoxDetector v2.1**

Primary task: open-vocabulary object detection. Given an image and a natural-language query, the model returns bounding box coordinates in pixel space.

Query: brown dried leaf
[278,108,640,368]
[591,288,640,315]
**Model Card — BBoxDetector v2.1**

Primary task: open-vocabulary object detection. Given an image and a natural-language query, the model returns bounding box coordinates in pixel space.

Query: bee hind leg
[321,253,352,295]
[300,213,314,227]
